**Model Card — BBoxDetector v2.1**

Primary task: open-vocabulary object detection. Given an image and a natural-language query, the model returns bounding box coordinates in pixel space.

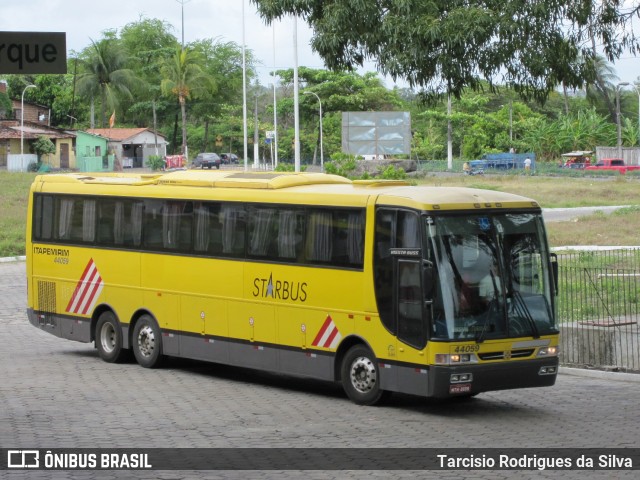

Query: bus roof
[33,170,540,211]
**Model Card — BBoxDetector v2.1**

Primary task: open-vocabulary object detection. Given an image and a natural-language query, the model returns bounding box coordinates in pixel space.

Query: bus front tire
[341,345,387,406]
[132,315,164,368]
[95,311,128,363]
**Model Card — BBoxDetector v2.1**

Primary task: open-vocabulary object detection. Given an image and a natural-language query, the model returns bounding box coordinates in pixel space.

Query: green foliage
[274,163,306,172]
[31,136,56,161]
[0,90,12,118]
[324,153,358,177]
[254,1,636,105]
[378,165,407,180]
[76,38,138,128]
[147,155,165,171]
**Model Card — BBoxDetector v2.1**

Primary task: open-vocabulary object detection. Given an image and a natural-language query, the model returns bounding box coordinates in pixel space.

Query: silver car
[193,153,221,169]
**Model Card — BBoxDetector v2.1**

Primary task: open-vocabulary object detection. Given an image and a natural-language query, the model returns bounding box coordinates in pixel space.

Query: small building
[87,128,168,168]
[0,119,75,170]
[74,131,112,172]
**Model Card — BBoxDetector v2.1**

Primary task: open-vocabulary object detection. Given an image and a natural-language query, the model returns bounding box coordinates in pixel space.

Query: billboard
[341,111,411,157]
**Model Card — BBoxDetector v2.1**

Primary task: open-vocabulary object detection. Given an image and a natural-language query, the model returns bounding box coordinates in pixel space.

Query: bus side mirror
[550,253,558,295]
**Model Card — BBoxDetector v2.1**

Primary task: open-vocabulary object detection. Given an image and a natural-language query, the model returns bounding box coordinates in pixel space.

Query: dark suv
[219,153,239,164]
[193,153,221,169]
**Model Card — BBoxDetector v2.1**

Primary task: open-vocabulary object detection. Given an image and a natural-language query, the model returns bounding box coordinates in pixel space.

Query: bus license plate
[449,384,471,394]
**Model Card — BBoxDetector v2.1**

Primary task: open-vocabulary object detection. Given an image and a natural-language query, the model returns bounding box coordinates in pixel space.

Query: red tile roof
[86,128,165,142]
[0,120,74,139]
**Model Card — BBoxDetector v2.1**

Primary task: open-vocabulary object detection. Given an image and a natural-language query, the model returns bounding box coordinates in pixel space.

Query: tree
[160,46,214,157]
[0,89,11,119]
[252,1,640,103]
[76,38,138,127]
[32,136,56,163]
[119,17,179,127]
[584,54,619,122]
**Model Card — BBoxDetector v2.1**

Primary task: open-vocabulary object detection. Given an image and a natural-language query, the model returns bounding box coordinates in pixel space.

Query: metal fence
[556,248,640,372]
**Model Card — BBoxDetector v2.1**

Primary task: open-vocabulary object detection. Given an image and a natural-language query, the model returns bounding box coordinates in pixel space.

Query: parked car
[193,153,221,169]
[584,158,640,174]
[219,153,239,164]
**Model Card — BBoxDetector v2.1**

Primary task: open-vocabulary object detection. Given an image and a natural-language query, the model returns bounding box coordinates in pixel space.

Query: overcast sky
[1,0,639,91]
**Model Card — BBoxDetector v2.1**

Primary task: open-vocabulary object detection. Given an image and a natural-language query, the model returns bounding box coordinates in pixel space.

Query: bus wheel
[96,311,128,363]
[341,345,386,405]
[132,315,164,368]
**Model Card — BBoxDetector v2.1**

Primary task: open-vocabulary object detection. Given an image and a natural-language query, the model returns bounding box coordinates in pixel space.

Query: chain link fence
[556,248,640,372]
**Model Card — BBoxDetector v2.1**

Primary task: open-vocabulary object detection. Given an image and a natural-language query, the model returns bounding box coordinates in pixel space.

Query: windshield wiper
[512,291,540,339]
[476,270,499,343]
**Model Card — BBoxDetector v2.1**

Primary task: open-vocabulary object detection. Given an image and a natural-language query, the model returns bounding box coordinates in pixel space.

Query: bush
[275,163,306,172]
[378,165,407,180]
[324,153,358,177]
[147,155,165,171]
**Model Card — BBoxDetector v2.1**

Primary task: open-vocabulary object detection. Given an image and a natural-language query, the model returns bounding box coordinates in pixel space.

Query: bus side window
[277,209,304,261]
[161,201,192,251]
[143,199,164,249]
[194,202,223,255]
[248,207,277,258]
[54,197,86,243]
[34,195,54,240]
[97,200,115,245]
[220,204,246,256]
[305,210,333,263]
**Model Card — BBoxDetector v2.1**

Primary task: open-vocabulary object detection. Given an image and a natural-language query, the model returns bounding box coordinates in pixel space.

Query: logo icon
[7,450,39,468]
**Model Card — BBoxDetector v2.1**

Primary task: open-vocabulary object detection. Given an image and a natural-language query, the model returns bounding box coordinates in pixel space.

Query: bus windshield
[427,212,557,341]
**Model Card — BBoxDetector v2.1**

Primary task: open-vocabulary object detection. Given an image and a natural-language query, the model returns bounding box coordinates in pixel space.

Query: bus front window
[428,213,556,341]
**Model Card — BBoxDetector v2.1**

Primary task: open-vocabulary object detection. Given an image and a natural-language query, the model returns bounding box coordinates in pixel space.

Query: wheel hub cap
[137,325,156,358]
[350,356,377,393]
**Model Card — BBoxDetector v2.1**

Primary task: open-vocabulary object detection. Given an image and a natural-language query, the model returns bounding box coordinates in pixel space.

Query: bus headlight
[435,353,478,365]
[537,346,559,357]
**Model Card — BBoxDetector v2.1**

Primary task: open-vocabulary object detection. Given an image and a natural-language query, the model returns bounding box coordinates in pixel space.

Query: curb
[0,256,25,263]
[560,366,640,383]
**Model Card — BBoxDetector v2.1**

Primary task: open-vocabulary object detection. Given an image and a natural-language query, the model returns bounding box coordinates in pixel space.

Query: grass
[0,172,35,257]
[1,171,639,257]
[415,174,640,247]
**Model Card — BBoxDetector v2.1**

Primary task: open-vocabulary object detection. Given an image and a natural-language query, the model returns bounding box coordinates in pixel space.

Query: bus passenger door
[397,259,426,349]
[395,257,430,396]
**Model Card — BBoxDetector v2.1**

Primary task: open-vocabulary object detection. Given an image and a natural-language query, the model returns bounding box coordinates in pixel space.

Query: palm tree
[584,53,619,123]
[76,38,138,128]
[161,46,214,158]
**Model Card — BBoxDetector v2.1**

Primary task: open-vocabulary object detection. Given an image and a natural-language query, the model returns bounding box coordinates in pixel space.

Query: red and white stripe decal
[65,258,104,315]
[311,315,342,349]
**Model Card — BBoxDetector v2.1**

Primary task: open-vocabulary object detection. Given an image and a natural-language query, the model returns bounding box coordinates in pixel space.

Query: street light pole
[633,84,640,148]
[616,82,629,158]
[21,84,37,165]
[304,91,323,172]
[175,0,191,49]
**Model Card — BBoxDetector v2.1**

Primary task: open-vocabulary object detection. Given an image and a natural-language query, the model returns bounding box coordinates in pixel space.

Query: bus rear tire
[341,345,387,405]
[132,314,164,368]
[95,311,128,363]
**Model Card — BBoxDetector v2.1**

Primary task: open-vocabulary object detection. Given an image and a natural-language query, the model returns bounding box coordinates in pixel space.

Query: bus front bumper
[427,357,559,398]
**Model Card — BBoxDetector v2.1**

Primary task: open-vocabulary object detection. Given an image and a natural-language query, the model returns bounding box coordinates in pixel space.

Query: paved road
[1,260,639,479]
[542,205,630,223]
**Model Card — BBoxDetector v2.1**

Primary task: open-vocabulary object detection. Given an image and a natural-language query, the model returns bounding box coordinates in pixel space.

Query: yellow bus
[26,170,559,405]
